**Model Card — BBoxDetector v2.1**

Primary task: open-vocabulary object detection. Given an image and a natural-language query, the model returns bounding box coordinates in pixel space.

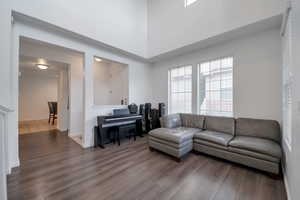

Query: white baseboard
[69,135,85,148]
[58,128,68,132]
[82,142,93,149]
[7,158,20,175]
[6,168,11,175]
[12,158,20,168]
[68,132,82,137]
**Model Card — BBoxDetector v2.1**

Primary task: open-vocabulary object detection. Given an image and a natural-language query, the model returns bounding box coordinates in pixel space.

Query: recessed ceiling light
[95,57,102,62]
[36,64,49,70]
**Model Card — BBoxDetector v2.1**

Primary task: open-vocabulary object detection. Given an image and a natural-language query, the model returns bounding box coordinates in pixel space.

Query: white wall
[19,71,58,121]
[152,28,282,122]
[1,0,148,130]
[3,0,284,59]
[148,0,283,57]
[109,63,129,105]
[0,2,12,108]
[10,0,148,57]
[93,62,128,105]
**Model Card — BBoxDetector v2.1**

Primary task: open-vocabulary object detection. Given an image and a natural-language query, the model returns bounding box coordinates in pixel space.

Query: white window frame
[197,56,234,117]
[168,65,193,114]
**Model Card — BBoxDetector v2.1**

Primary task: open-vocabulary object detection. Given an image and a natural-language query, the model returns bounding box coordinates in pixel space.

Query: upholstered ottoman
[148,127,200,160]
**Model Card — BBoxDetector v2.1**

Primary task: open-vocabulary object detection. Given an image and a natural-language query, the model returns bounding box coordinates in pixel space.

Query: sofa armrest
[160,114,182,128]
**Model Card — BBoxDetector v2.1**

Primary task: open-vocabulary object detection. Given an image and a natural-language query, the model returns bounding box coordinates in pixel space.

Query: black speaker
[128,103,138,114]
[145,103,151,117]
[145,103,152,132]
[139,104,145,117]
[139,104,145,132]
[151,109,160,129]
[158,103,166,117]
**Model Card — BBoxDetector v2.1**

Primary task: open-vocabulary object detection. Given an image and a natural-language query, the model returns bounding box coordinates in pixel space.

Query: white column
[57,69,69,131]
[0,113,7,200]
[0,2,12,107]
[0,105,13,200]
[8,22,20,170]
[83,52,95,148]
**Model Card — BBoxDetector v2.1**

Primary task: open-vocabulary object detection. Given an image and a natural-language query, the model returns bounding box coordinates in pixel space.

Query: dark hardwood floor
[8,130,287,200]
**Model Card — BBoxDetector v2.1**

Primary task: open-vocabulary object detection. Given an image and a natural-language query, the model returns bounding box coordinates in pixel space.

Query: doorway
[18,55,69,134]
[17,37,85,162]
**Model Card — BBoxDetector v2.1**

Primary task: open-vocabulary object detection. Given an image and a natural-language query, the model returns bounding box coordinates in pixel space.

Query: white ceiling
[19,55,68,77]
[18,37,83,77]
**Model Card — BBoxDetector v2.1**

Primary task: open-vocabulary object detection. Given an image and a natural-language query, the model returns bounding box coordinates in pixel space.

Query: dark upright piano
[95,109,143,148]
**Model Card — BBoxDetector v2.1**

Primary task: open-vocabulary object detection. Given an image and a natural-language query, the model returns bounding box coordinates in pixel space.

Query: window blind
[169,66,192,114]
[198,57,233,117]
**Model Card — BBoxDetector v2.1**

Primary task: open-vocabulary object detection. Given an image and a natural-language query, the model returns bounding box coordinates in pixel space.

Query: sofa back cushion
[160,114,182,128]
[236,118,281,143]
[204,116,235,135]
[180,114,205,129]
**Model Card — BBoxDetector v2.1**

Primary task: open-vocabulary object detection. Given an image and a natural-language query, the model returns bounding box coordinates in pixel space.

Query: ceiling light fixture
[36,64,49,70]
[95,57,102,62]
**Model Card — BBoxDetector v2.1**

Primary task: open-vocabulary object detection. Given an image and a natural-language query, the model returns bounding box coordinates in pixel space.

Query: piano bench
[117,124,137,145]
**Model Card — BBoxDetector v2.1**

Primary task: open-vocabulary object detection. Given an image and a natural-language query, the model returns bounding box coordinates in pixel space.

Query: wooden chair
[48,102,57,125]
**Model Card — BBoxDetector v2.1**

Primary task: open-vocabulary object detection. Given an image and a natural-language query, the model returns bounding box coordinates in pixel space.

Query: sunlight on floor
[19,119,57,134]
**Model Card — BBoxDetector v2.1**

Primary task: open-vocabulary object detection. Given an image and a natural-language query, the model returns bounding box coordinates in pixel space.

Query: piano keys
[95,109,143,148]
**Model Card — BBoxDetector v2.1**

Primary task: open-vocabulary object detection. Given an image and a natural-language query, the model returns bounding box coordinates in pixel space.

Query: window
[169,65,192,114]
[198,57,233,117]
[185,0,198,7]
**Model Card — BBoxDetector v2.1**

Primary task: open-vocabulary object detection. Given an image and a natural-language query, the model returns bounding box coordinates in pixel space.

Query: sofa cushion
[204,116,235,135]
[160,114,182,128]
[229,136,282,159]
[228,147,280,163]
[148,140,193,158]
[180,113,205,129]
[193,130,234,146]
[193,139,228,150]
[194,143,280,174]
[235,118,281,143]
[149,136,192,149]
[148,127,201,144]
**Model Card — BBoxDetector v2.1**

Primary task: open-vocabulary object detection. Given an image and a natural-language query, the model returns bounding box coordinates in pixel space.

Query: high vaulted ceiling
[8,0,284,61]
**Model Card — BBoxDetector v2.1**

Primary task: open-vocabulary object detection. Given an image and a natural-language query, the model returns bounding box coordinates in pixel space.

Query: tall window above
[198,57,233,117]
[169,66,192,114]
[185,0,198,7]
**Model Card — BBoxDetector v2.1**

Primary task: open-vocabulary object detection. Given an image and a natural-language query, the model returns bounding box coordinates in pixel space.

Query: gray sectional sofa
[148,113,282,174]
